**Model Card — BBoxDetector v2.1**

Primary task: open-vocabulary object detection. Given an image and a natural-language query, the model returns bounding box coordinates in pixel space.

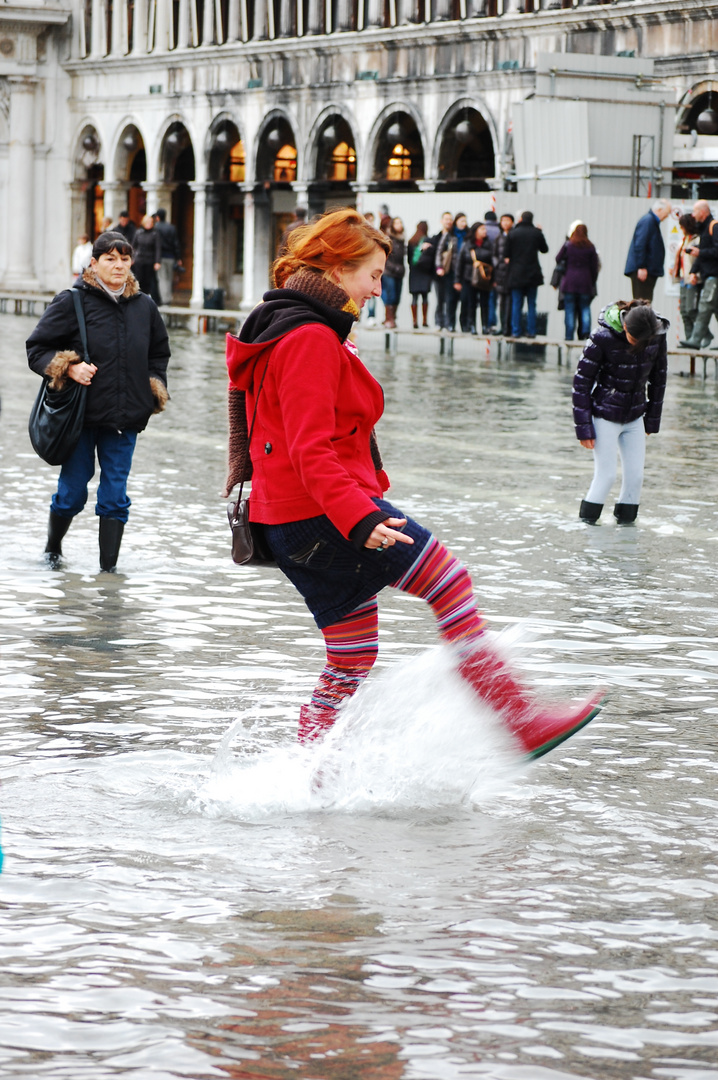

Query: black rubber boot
[99,517,125,572]
[45,511,73,564]
[613,503,639,525]
[579,500,603,524]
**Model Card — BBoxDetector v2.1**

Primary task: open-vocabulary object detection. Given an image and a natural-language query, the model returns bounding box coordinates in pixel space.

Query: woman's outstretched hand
[366,517,414,551]
[580,439,595,449]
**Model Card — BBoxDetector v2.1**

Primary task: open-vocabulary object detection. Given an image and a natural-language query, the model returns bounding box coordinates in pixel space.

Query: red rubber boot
[458,643,605,759]
[298,703,338,745]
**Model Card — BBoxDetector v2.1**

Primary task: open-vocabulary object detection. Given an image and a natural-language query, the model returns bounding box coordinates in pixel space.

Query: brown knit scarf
[283,267,360,320]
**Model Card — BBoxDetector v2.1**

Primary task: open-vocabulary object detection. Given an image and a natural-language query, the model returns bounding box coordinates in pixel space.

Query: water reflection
[1,316,717,1078]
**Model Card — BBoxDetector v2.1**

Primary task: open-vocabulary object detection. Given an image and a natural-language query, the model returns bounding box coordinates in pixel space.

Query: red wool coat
[226,324,390,539]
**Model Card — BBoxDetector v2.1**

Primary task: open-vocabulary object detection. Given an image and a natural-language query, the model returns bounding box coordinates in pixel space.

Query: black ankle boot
[45,511,73,563]
[613,503,639,524]
[99,517,125,572]
[579,500,603,524]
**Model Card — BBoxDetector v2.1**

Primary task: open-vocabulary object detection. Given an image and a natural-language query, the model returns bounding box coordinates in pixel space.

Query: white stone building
[0,0,716,307]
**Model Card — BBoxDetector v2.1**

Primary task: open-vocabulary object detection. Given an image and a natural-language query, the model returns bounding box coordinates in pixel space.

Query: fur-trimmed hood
[80,266,140,299]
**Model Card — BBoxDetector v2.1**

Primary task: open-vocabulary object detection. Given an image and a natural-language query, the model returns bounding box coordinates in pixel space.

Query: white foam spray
[196,642,523,819]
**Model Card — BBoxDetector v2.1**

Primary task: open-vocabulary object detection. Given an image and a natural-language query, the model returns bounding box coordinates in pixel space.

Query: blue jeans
[381,275,402,307]
[51,427,138,523]
[511,287,537,337]
[564,293,592,340]
[487,289,497,328]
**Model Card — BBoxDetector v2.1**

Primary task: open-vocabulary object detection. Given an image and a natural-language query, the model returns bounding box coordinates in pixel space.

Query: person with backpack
[407,220,435,328]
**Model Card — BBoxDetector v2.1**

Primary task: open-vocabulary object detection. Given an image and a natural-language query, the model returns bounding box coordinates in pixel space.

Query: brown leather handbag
[227,354,276,567]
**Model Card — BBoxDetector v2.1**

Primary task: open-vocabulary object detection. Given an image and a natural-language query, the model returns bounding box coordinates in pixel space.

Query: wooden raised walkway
[363,325,718,378]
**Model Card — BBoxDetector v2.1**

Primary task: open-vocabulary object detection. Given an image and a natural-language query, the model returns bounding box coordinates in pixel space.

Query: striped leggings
[310,537,486,715]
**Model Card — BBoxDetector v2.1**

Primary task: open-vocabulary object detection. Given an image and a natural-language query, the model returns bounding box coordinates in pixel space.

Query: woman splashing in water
[224,208,603,757]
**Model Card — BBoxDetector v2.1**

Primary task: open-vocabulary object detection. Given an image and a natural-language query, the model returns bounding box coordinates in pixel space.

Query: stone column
[226,0,241,41]
[189,181,208,308]
[306,0,324,34]
[3,78,40,291]
[433,0,452,19]
[176,0,190,47]
[141,181,163,216]
[253,0,269,38]
[241,187,256,310]
[132,0,149,52]
[91,0,108,56]
[154,0,173,50]
[203,0,216,43]
[335,0,354,30]
[365,0,383,25]
[111,0,128,54]
[101,181,124,225]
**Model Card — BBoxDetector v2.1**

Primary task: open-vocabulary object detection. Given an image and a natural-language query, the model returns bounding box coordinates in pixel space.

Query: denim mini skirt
[264,498,432,630]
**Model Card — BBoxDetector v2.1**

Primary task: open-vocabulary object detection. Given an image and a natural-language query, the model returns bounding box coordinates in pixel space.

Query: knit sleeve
[224,385,252,495]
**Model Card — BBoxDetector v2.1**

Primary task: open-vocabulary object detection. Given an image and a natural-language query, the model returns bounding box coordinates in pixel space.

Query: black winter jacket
[506,221,549,289]
[133,227,162,266]
[572,303,668,441]
[27,270,170,433]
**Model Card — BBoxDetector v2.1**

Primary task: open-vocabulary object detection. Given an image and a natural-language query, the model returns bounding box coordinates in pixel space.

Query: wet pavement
[0,313,718,1079]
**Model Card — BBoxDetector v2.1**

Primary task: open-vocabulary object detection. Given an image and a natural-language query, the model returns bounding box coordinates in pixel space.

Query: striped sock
[311,598,379,714]
[393,536,486,647]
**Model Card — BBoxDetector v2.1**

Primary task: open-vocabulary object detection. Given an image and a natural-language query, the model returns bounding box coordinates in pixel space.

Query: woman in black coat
[27,231,170,571]
[407,220,435,328]
[455,222,494,333]
[132,215,163,304]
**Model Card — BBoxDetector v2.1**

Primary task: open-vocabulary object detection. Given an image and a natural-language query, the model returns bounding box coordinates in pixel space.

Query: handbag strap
[237,351,271,502]
[71,289,92,365]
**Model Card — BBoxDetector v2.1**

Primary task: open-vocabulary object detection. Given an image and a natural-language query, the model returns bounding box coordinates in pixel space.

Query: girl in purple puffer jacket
[572,300,668,525]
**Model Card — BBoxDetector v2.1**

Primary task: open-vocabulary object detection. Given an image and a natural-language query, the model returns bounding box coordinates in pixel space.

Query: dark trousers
[459,283,476,331]
[629,272,657,302]
[445,278,460,330]
[134,262,162,305]
[498,292,512,335]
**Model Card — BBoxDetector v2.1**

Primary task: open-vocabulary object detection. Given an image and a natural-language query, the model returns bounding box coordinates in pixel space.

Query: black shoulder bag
[227,353,276,566]
[28,290,90,466]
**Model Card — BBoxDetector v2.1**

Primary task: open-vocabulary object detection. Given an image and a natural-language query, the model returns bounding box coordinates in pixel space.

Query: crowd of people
[360,207,602,341]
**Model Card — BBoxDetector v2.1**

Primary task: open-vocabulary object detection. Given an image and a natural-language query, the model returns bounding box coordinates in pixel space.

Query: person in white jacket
[71,234,93,281]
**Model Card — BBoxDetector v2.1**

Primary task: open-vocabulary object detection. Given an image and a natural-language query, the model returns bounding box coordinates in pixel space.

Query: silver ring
[381,538,389,547]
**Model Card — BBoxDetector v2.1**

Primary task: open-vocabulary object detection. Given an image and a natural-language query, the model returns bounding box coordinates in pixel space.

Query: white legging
[585,416,646,506]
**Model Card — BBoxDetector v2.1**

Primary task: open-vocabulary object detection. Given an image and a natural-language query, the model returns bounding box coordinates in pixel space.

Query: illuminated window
[229,140,245,182]
[387,143,412,181]
[329,141,356,182]
[274,144,297,182]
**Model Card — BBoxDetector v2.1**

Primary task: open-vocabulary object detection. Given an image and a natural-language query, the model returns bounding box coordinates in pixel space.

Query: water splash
[195,644,522,818]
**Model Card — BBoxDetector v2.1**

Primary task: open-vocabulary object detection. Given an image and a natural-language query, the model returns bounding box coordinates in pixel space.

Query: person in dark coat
[132,215,162,304]
[455,222,494,334]
[153,208,183,305]
[407,220,435,328]
[26,231,170,571]
[572,300,668,526]
[443,212,469,332]
[483,211,501,330]
[493,213,514,336]
[433,211,455,329]
[506,210,548,337]
[623,199,671,301]
[681,198,718,348]
[113,210,137,245]
[381,216,406,328]
[555,223,599,341]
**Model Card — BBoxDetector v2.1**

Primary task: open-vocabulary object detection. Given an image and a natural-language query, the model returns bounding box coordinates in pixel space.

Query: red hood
[225,333,281,391]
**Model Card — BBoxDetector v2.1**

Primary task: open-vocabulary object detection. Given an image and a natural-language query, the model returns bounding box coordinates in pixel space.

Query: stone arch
[112,120,147,185]
[677,81,718,135]
[207,112,245,183]
[306,105,360,183]
[255,110,299,184]
[434,100,497,190]
[158,118,196,184]
[366,103,427,187]
[72,121,105,240]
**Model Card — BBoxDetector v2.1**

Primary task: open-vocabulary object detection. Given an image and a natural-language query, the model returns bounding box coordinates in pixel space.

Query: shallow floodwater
[1,316,718,1080]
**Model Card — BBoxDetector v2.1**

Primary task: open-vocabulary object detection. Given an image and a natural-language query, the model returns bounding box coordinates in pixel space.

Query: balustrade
[77,0,642,56]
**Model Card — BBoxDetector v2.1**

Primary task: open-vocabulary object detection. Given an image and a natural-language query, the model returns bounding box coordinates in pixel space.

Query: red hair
[272,207,391,287]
